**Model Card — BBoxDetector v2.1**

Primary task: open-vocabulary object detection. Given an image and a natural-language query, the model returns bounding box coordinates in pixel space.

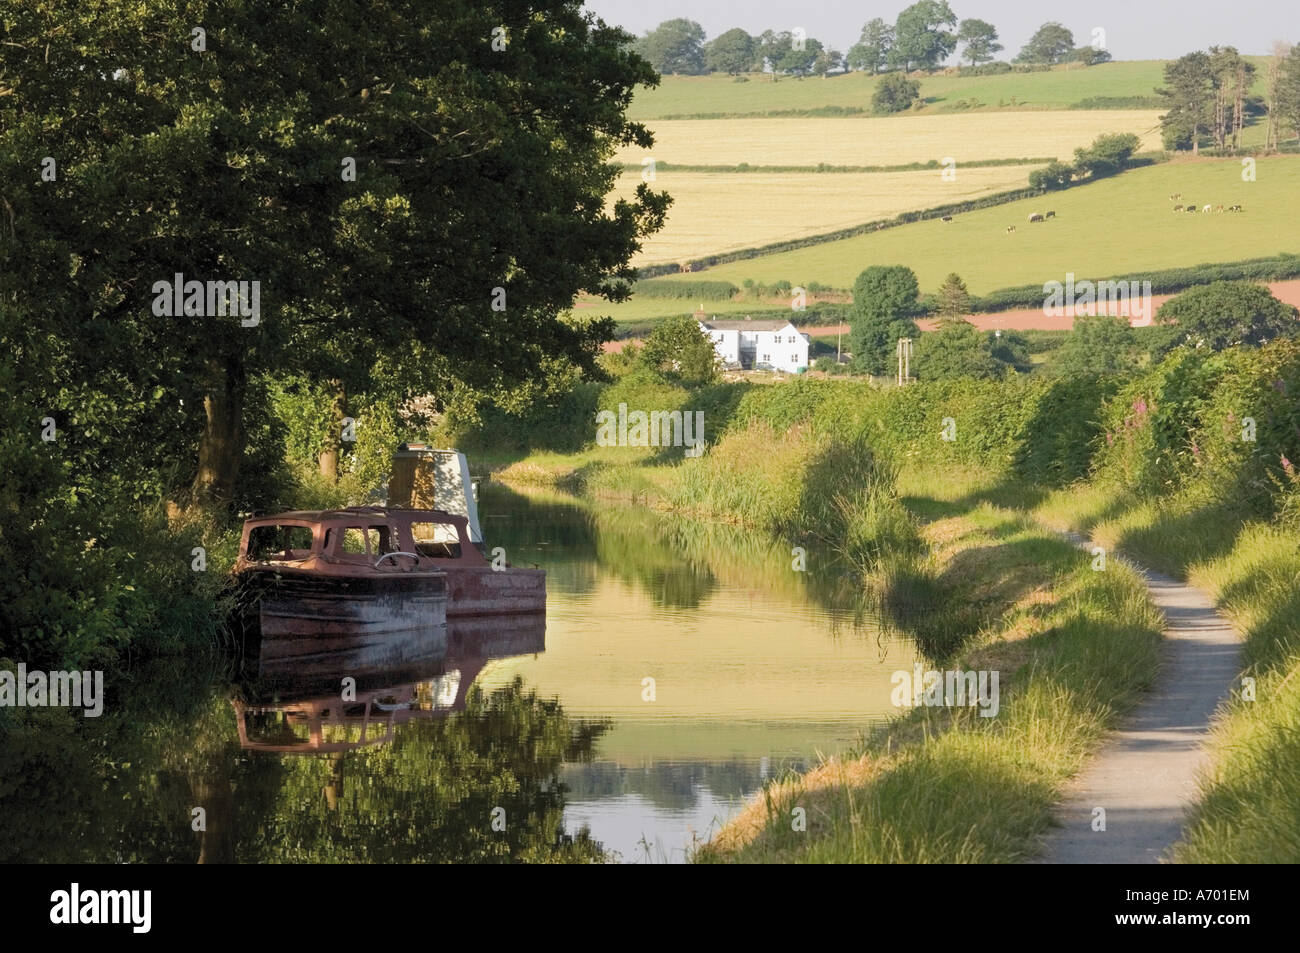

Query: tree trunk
[317,379,347,481]
[190,356,246,505]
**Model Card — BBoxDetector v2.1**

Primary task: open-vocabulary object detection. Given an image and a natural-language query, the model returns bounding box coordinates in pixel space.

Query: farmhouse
[695,310,810,373]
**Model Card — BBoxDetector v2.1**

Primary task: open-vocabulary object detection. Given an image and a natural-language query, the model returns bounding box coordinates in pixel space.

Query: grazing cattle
[680,262,692,274]
[1203,204,1212,213]
[941,215,954,222]
[1169,193,1181,201]
[1045,210,1056,219]
[1173,205,1184,212]
[1186,205,1198,213]
[1006,225,1016,233]
[1215,205,1225,213]
[1028,212,1044,222]
[1228,204,1243,212]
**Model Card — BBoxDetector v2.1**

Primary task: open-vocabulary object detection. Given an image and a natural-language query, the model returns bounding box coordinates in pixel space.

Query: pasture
[611,165,1045,264]
[616,112,1164,168]
[625,60,1269,120]
[638,156,1300,296]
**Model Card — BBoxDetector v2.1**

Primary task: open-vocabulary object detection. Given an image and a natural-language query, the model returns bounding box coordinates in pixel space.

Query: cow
[1006,225,1016,233]
[1228,204,1243,212]
[1028,212,1044,222]
[1045,210,1056,219]
[1169,193,1181,201]
[1186,205,1198,213]
[1173,205,1184,212]
[941,215,954,223]
[1203,204,1212,213]
[1215,205,1224,213]
[680,262,693,274]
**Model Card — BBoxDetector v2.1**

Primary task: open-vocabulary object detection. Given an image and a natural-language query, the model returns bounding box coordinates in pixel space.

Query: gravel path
[1037,534,1242,864]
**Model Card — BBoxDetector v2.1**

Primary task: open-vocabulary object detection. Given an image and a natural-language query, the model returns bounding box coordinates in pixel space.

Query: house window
[762,354,770,363]
[792,353,800,364]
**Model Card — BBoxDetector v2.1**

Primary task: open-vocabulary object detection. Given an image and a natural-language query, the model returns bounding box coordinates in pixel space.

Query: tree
[1016,22,1075,65]
[847,18,894,74]
[1072,132,1141,179]
[706,28,757,75]
[1207,47,1255,152]
[1279,45,1300,145]
[988,330,1031,373]
[775,37,824,77]
[914,319,1004,380]
[873,72,922,113]
[936,273,971,318]
[638,314,720,385]
[891,1,958,71]
[813,48,845,77]
[1075,46,1112,66]
[1057,315,1138,375]
[1263,41,1292,151]
[957,19,1002,67]
[849,266,922,375]
[1157,52,1214,153]
[1029,160,1076,190]
[1155,282,1299,354]
[638,19,707,75]
[0,0,667,508]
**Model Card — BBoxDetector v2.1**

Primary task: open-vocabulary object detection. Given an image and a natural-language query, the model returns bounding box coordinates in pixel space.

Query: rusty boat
[232,448,545,676]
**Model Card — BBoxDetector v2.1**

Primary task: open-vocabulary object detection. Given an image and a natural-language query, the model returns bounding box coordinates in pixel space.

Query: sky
[580,0,1298,61]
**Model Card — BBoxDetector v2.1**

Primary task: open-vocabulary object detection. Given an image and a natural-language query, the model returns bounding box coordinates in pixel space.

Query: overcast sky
[581,0,1297,61]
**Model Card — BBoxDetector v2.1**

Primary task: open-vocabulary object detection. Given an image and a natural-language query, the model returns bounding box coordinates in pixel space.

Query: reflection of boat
[233,613,546,754]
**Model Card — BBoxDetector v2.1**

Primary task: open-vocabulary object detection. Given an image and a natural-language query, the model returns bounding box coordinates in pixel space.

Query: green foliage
[1073,132,1142,179]
[638,18,707,74]
[873,72,922,113]
[706,28,756,75]
[848,18,894,74]
[957,19,1002,66]
[891,1,958,71]
[639,314,721,385]
[1016,22,1075,65]
[1154,281,1299,354]
[632,279,739,300]
[849,266,922,374]
[1057,315,1140,376]
[914,319,1005,380]
[1028,160,1075,190]
[936,272,971,318]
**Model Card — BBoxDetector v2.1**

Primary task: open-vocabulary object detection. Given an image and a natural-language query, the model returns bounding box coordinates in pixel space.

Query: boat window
[247,525,315,561]
[342,527,373,555]
[409,522,462,559]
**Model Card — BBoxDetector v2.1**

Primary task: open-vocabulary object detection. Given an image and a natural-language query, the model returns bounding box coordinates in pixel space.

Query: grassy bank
[695,468,1161,862]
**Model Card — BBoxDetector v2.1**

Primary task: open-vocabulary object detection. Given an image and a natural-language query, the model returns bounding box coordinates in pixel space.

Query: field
[625,60,1267,120]
[631,156,1300,296]
[615,112,1164,168]
[610,165,1046,263]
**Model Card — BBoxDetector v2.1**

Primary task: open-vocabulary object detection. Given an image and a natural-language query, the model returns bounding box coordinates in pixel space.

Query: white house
[696,314,810,374]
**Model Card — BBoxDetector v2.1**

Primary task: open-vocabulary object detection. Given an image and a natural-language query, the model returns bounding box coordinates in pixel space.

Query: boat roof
[243,506,469,527]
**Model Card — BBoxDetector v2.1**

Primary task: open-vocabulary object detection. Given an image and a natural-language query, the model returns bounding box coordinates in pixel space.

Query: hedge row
[631,279,739,300]
[637,185,1046,278]
[967,254,1300,313]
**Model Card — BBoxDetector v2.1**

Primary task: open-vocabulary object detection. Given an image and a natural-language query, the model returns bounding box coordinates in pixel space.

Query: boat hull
[444,566,546,616]
[236,569,448,679]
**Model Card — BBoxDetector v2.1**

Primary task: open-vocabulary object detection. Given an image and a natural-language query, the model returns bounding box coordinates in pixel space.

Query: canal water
[0,483,916,864]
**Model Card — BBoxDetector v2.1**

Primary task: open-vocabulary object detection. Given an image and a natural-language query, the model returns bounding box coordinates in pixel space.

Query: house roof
[700,320,794,332]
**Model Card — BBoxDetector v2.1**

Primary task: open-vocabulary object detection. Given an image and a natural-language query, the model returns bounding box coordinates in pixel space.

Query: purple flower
[1283,454,1295,477]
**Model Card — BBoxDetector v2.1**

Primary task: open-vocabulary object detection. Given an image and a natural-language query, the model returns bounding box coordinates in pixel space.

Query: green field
[633,157,1300,296]
[626,60,1268,120]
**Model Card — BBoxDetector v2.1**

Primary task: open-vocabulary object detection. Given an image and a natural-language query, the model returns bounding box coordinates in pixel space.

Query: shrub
[873,72,921,113]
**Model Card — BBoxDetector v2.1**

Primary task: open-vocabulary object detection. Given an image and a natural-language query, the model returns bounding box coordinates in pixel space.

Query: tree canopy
[1155,282,1299,354]
[849,266,922,375]
[891,1,959,71]
[638,19,707,75]
[1016,22,1075,65]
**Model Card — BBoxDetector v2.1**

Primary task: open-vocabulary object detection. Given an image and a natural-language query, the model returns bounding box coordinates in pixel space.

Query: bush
[873,72,921,113]
[1153,281,1299,355]
[632,278,739,300]
[1029,160,1075,190]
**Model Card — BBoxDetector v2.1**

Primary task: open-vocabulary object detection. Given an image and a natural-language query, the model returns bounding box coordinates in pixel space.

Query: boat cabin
[236,506,486,576]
